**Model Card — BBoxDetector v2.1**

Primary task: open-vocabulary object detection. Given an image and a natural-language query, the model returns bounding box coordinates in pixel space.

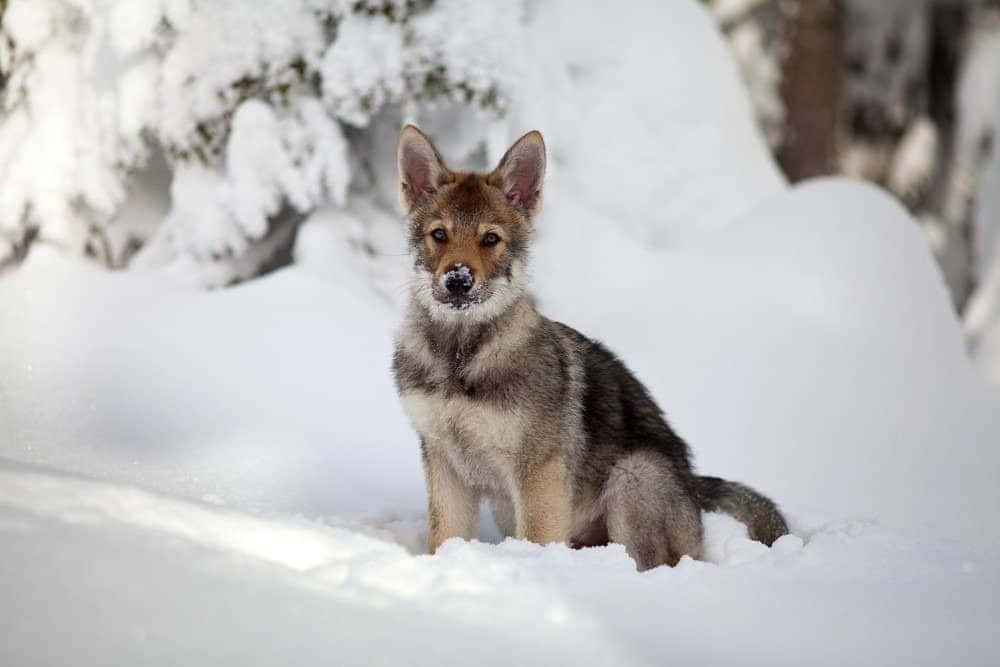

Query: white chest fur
[399,389,525,492]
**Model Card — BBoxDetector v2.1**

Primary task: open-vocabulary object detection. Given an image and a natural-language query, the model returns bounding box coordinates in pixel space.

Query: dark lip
[437,294,481,309]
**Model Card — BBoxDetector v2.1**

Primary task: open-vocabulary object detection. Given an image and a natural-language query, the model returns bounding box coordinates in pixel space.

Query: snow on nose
[443,265,474,295]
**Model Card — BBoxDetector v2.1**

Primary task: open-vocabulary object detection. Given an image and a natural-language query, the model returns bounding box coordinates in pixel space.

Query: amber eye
[483,232,501,247]
[431,229,448,243]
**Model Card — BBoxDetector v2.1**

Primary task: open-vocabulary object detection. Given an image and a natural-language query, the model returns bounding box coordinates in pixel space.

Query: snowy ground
[3,178,999,666]
[2,1,999,664]
[2,460,998,667]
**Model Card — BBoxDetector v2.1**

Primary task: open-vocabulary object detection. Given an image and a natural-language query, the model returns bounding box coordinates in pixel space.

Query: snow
[2,0,999,664]
[0,0,522,280]
[505,0,785,247]
[153,0,328,153]
[0,0,781,282]
[3,176,999,664]
[406,0,524,112]
[0,0,129,255]
[707,0,785,149]
[0,464,631,666]
[536,178,1000,545]
[156,97,349,272]
[2,434,999,666]
[320,13,407,127]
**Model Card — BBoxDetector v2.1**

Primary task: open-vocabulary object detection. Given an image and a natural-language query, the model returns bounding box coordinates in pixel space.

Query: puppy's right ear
[398,125,451,212]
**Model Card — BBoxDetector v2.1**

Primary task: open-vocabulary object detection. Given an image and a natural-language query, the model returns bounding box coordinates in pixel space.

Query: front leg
[422,440,479,553]
[515,455,572,545]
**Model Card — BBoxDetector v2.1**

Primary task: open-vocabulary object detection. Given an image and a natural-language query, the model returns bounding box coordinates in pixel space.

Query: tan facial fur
[421,216,511,292]
[397,125,544,325]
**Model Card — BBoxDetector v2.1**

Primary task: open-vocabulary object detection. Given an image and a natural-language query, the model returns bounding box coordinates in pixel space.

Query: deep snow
[2,0,999,664]
[2,178,999,666]
[2,458,998,667]
[3,179,997,542]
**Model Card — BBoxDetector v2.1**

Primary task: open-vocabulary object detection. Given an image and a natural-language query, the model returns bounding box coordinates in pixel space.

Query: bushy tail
[695,475,789,546]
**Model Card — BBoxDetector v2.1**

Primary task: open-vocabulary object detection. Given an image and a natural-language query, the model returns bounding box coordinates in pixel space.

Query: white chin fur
[413,259,527,325]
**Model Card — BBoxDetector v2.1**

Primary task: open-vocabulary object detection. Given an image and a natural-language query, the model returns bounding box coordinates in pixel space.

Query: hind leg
[604,450,702,570]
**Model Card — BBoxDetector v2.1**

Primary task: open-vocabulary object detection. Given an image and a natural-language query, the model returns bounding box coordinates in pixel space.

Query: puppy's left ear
[490,131,546,217]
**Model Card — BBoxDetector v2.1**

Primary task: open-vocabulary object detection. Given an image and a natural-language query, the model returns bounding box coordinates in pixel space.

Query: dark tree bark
[778,0,844,180]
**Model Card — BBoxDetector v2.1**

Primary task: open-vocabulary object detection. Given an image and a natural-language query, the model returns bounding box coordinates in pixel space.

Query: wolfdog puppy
[393,125,788,570]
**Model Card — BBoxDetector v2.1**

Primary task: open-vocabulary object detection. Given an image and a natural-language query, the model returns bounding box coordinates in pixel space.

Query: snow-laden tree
[707,2,999,311]
[703,0,786,151]
[0,0,519,284]
[952,4,1000,374]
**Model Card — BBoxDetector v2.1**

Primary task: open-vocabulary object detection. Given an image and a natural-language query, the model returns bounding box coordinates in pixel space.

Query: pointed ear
[397,125,451,212]
[490,131,546,216]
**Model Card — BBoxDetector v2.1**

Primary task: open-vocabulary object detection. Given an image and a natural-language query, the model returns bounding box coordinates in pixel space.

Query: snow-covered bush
[0,0,135,267]
[0,0,517,285]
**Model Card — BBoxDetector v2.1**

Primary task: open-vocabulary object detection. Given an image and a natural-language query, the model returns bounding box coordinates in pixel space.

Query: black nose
[444,268,474,295]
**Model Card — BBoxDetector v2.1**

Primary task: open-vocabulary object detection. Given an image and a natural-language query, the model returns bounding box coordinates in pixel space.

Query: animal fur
[392,125,789,570]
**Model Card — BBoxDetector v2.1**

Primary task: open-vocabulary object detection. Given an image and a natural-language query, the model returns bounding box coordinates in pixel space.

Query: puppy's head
[397,125,546,323]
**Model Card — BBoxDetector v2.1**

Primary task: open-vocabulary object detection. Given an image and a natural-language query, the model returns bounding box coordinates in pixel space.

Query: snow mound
[533,177,1000,543]
[488,0,786,247]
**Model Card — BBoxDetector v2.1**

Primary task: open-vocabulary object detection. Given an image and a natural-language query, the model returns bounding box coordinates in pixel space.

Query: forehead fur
[412,172,523,231]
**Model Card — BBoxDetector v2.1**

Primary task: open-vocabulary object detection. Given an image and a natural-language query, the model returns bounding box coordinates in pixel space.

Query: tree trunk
[778,0,843,180]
